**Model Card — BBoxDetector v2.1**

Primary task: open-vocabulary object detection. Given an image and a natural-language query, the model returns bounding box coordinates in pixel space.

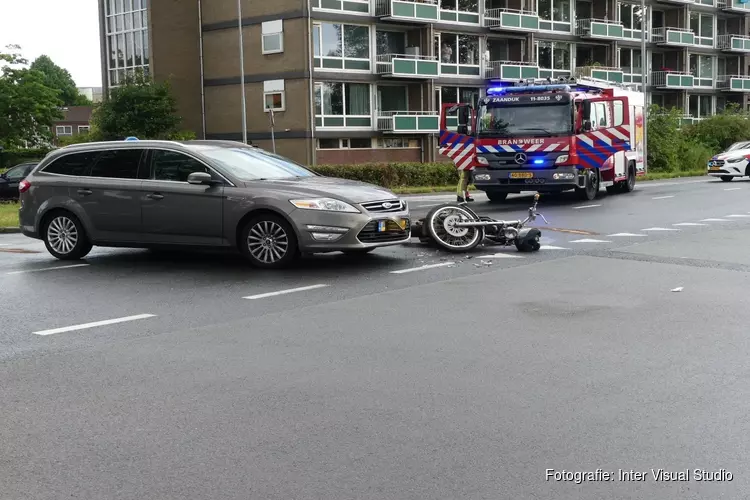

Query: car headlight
[290,198,359,213]
[555,155,569,165]
[726,157,745,163]
[476,156,489,166]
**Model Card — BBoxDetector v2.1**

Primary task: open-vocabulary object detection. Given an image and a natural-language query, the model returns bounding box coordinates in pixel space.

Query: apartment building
[98,0,750,165]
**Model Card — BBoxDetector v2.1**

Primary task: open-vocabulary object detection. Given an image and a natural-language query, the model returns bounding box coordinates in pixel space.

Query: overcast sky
[0,0,102,87]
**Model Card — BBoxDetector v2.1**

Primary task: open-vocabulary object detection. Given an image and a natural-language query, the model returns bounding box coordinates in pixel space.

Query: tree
[89,71,184,140]
[0,45,64,148]
[29,55,91,106]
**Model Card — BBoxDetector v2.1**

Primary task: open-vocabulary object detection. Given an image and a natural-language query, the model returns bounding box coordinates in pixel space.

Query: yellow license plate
[510,172,533,179]
[399,218,409,230]
[709,166,721,171]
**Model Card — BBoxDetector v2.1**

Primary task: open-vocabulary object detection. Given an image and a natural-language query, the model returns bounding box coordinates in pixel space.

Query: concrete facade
[99,0,750,166]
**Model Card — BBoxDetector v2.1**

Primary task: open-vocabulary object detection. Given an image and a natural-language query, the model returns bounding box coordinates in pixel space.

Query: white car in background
[707,140,750,182]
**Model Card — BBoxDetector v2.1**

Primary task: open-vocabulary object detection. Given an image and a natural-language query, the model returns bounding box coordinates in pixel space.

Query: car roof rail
[58,139,187,149]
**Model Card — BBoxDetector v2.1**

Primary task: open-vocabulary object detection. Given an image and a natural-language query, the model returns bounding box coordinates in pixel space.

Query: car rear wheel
[241,214,298,269]
[42,211,92,260]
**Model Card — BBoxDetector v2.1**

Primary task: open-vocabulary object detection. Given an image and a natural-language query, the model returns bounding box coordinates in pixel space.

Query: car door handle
[77,188,93,196]
[146,193,164,200]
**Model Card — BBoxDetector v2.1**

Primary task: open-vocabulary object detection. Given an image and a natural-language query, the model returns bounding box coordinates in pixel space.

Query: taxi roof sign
[124,136,139,141]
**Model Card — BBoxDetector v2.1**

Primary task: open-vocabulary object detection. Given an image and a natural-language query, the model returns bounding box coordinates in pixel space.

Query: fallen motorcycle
[411,193,548,253]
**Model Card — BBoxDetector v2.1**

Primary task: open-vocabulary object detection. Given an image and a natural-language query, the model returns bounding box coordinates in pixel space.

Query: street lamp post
[237,0,248,144]
[640,0,648,173]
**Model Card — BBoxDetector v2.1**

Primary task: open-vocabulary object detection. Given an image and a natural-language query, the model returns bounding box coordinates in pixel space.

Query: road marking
[572,204,601,210]
[413,203,440,208]
[725,188,742,191]
[33,314,157,336]
[476,253,523,259]
[726,214,750,218]
[6,263,90,275]
[540,245,570,250]
[641,227,680,231]
[701,218,730,222]
[243,284,329,299]
[652,195,675,200]
[570,238,612,243]
[608,233,647,237]
[391,262,455,274]
[535,227,598,236]
[673,223,707,226]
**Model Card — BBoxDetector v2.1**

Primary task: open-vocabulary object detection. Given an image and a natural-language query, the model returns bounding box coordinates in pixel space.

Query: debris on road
[671,287,684,293]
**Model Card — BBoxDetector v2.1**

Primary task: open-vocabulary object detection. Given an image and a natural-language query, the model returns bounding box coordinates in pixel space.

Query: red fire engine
[438,77,646,202]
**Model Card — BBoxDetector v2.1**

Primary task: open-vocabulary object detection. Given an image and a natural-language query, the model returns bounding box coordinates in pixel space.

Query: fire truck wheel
[576,169,599,201]
[621,163,636,193]
[485,190,508,203]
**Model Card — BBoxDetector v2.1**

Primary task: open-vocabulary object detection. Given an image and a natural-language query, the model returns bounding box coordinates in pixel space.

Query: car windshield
[726,141,750,152]
[195,147,316,181]
[477,103,572,137]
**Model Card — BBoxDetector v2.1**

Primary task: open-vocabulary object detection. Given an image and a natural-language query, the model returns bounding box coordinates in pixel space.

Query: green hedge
[312,162,459,188]
[0,148,51,170]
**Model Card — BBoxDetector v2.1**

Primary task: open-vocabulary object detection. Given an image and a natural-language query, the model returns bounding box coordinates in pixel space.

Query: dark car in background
[0,162,37,201]
[18,140,411,268]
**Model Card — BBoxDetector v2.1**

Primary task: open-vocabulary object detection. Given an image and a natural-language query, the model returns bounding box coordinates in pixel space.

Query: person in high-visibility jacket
[457,168,474,203]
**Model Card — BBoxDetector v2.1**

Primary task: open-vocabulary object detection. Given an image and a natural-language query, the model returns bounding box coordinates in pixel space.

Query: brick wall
[316,148,422,165]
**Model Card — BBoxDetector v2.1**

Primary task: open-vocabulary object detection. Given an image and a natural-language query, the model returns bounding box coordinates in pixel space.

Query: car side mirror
[457,125,468,134]
[583,121,592,132]
[458,106,470,126]
[187,171,214,185]
[582,99,591,121]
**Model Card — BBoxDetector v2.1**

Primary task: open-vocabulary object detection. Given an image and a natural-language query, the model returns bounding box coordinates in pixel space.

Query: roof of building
[54,106,94,124]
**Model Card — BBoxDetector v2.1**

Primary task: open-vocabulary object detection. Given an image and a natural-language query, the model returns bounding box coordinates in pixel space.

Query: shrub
[683,103,750,152]
[312,162,459,188]
[0,148,51,169]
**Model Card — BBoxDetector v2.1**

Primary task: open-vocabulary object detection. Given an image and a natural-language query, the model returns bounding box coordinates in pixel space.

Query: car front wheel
[42,211,92,260]
[241,214,299,269]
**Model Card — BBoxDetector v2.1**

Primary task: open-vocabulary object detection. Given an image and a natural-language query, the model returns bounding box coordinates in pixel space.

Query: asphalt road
[2,175,750,499]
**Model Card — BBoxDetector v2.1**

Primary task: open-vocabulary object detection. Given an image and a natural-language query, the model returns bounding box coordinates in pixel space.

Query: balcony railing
[717,34,750,52]
[377,111,440,133]
[716,75,750,92]
[651,70,694,88]
[576,18,625,40]
[485,60,539,81]
[718,0,750,12]
[376,53,439,78]
[375,0,439,22]
[651,27,696,46]
[484,8,539,31]
[575,66,624,84]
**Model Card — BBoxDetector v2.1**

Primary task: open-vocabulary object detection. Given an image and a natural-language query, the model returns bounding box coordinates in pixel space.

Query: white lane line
[608,233,647,237]
[642,227,680,232]
[476,254,523,259]
[6,263,90,275]
[673,223,707,227]
[540,245,570,250]
[243,284,329,299]
[33,314,157,336]
[726,214,750,218]
[725,188,742,191]
[701,218,730,222]
[652,195,675,200]
[391,262,455,274]
[572,204,601,210]
[570,238,612,243]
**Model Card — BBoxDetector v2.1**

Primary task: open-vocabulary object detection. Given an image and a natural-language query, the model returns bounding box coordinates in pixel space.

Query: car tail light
[18,180,31,194]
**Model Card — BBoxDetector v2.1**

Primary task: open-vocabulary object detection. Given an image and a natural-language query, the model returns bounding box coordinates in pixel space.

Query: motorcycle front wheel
[425,204,484,252]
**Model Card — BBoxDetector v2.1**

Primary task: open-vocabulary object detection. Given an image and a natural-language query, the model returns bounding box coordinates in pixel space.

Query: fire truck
[438,77,646,202]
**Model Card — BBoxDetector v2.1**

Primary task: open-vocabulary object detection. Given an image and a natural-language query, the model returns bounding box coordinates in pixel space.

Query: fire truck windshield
[477,99,573,138]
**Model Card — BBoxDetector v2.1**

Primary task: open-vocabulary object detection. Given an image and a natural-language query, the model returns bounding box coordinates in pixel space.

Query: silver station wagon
[17,140,411,268]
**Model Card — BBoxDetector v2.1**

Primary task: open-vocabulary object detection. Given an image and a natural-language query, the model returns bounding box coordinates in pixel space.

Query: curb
[0,227,21,234]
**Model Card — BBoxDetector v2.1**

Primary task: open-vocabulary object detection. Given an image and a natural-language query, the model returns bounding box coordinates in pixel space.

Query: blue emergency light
[124,136,139,141]
[487,84,572,96]
[533,159,544,165]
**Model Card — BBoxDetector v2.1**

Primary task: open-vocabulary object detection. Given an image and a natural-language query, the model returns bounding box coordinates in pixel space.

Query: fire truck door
[578,97,630,176]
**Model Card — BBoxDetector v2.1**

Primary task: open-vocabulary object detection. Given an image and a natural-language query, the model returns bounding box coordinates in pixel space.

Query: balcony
[718,34,750,53]
[484,8,539,32]
[576,19,625,40]
[575,66,624,84]
[376,54,439,78]
[377,111,440,133]
[651,27,696,47]
[485,61,539,81]
[651,71,695,89]
[375,0,439,23]
[654,0,695,4]
[717,75,750,92]
[718,0,750,12]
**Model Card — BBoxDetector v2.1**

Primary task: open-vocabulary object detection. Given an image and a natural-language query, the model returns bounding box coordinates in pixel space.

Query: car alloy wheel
[42,211,93,260]
[242,214,299,268]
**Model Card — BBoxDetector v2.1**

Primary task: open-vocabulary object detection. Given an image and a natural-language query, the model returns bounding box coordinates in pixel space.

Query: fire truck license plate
[510,172,533,179]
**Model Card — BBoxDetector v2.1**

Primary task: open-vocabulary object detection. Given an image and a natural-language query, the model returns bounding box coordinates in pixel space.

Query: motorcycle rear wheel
[425,204,484,253]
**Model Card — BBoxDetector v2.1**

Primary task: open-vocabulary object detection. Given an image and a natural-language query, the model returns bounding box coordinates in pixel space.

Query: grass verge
[0,202,19,228]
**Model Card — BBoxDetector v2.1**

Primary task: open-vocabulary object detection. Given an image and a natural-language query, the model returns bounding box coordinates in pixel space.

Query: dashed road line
[33,314,157,336]
[6,263,90,275]
[570,238,612,243]
[726,214,750,218]
[391,262,455,274]
[572,204,601,210]
[243,284,329,299]
[701,218,730,222]
[476,254,523,259]
[642,227,680,232]
[673,223,707,227]
[725,187,742,191]
[539,245,570,250]
[652,195,675,200]
[608,233,647,237]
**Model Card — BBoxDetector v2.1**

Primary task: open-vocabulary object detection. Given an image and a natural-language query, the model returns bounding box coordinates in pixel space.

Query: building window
[376,30,406,57]
[436,33,480,76]
[263,80,286,111]
[690,54,714,88]
[689,95,712,118]
[262,20,284,54]
[690,12,714,47]
[538,0,570,32]
[78,126,90,134]
[311,0,369,15]
[314,82,372,128]
[537,41,571,79]
[105,0,149,88]
[312,22,371,71]
[376,137,420,148]
[56,126,73,136]
[317,138,372,149]
[377,85,408,114]
[440,0,479,13]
